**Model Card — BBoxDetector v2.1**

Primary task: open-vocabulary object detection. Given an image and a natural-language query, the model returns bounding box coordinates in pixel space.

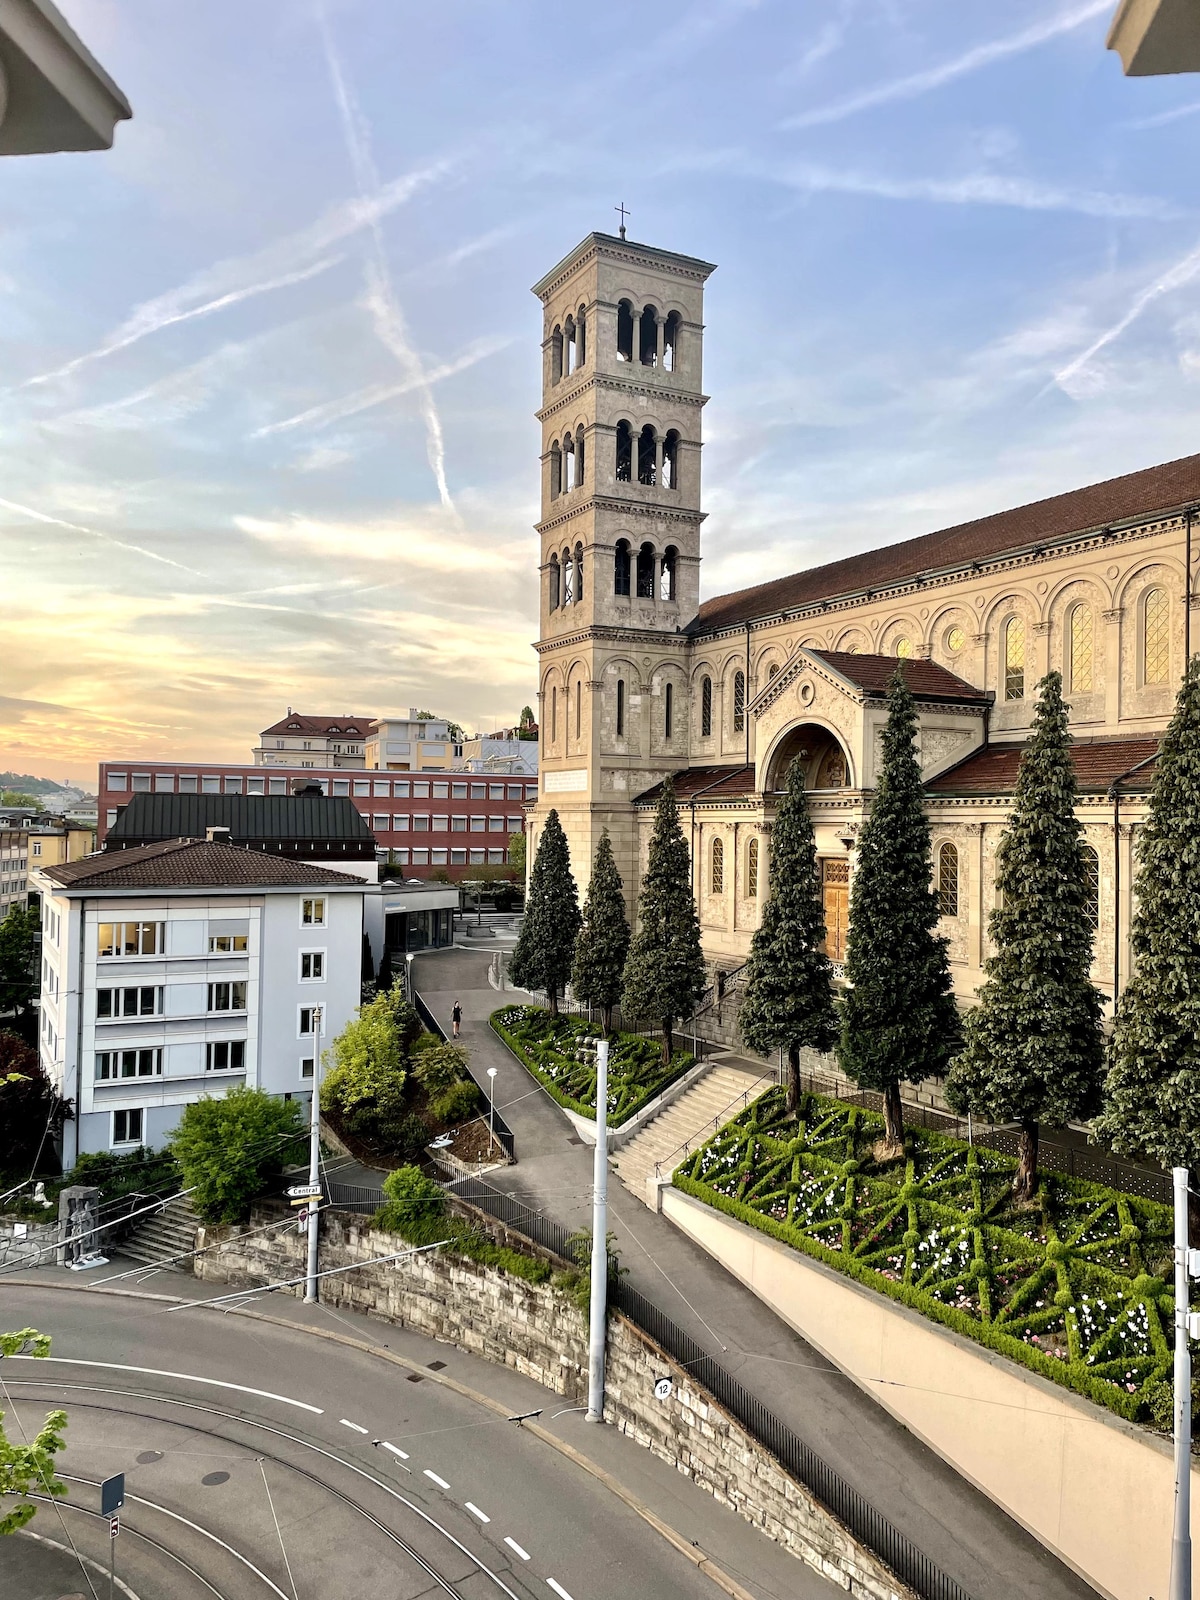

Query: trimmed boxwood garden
[675,1085,1178,1425]
[490,1004,695,1126]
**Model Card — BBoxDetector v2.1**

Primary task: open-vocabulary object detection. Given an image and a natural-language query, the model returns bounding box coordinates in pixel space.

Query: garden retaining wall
[662,1183,1197,1600]
[196,1206,911,1600]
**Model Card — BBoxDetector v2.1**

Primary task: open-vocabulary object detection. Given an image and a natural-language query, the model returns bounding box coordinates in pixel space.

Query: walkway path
[416,947,1097,1600]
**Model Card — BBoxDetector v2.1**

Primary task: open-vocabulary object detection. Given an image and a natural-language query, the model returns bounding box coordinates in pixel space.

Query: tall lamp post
[304,1006,323,1305]
[405,951,415,1003]
[586,1037,610,1424]
[487,1067,498,1156]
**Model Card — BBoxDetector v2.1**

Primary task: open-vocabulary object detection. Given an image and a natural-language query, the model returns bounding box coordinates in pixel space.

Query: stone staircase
[611,1062,774,1206]
[118,1193,201,1271]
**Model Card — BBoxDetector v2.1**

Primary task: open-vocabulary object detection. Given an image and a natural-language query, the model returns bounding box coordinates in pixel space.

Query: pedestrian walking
[452,1000,462,1039]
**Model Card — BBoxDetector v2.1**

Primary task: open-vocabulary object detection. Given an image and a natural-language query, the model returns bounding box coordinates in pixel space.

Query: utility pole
[304,1006,323,1305]
[586,1037,609,1423]
[1172,1164,1194,1600]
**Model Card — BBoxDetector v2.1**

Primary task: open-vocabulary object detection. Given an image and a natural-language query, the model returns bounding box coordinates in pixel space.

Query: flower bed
[675,1085,1177,1423]
[490,1005,695,1126]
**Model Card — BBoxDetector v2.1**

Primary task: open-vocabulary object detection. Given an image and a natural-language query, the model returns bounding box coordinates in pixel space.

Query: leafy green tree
[621,779,707,1066]
[0,906,39,1021]
[321,988,412,1147]
[739,759,837,1113]
[0,1034,67,1174]
[0,1329,67,1534]
[947,673,1103,1200]
[518,705,537,740]
[0,792,43,811]
[509,809,581,1016]
[507,831,527,881]
[412,1040,470,1095]
[572,830,631,1034]
[1098,657,1200,1176]
[168,1088,305,1224]
[839,670,961,1153]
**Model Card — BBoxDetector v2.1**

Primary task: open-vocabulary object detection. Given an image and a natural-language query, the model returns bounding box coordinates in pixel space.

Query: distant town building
[25,824,96,897]
[254,712,373,768]
[1,828,30,919]
[104,792,377,868]
[366,710,462,771]
[455,736,539,777]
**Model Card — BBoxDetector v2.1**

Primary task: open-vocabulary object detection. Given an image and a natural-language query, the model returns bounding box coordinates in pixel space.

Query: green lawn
[675,1085,1175,1424]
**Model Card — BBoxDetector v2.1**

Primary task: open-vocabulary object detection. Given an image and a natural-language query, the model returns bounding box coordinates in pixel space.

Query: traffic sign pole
[305,1007,323,1304]
[100,1472,124,1600]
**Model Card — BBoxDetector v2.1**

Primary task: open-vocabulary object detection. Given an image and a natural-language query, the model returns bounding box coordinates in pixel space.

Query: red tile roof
[694,452,1200,634]
[809,651,989,702]
[41,838,367,890]
[259,713,373,739]
[926,737,1160,796]
[634,766,757,804]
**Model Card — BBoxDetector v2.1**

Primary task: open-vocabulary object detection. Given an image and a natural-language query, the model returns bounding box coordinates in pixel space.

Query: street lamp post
[405,951,415,1003]
[487,1067,498,1156]
[304,1006,323,1305]
[586,1037,609,1424]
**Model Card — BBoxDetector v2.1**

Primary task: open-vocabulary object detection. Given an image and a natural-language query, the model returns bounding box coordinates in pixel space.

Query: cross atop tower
[614,201,630,240]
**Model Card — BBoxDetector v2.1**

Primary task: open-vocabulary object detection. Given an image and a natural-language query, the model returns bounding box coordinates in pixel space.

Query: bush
[430,1081,480,1124]
[372,1163,549,1284]
[71,1146,179,1204]
[414,1042,470,1096]
[168,1088,305,1224]
[0,1033,67,1175]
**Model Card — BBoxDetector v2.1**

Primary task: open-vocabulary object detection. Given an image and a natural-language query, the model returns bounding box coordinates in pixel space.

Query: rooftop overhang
[0,0,131,154]
[1107,0,1200,74]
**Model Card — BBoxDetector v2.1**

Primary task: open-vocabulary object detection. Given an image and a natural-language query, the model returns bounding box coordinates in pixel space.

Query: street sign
[653,1376,673,1401]
[290,1196,320,1208]
[286,1182,321,1198]
[100,1473,125,1515]
[109,1515,120,1539]
[296,1207,309,1232]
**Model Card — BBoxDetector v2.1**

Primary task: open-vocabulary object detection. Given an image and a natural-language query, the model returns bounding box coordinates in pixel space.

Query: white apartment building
[365,710,463,771]
[254,712,373,768]
[1,828,30,918]
[33,839,365,1160]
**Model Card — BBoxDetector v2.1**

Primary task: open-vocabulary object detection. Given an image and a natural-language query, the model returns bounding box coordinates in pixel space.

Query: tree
[0,1034,68,1174]
[739,759,837,1114]
[507,831,527,881]
[621,779,707,1066]
[509,809,580,1016]
[168,1088,306,1224]
[518,705,537,740]
[572,830,631,1033]
[0,792,43,811]
[0,1329,67,1534]
[839,670,961,1153]
[376,947,394,991]
[0,906,38,1021]
[947,672,1104,1199]
[1097,656,1200,1177]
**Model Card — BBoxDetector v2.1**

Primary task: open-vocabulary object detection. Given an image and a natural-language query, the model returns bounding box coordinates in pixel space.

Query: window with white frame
[108,772,128,791]
[452,782,467,798]
[97,985,162,1019]
[206,1040,245,1072]
[96,1048,161,1080]
[301,898,326,926]
[300,1056,315,1079]
[392,814,410,830]
[299,1006,322,1035]
[207,981,247,1012]
[451,816,468,832]
[300,951,325,981]
[372,814,390,831]
[208,932,248,953]
[112,1108,144,1145]
[98,922,163,957]
[432,814,448,831]
[470,816,486,832]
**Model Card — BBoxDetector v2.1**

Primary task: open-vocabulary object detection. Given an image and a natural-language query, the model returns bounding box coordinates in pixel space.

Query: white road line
[465,1501,490,1523]
[340,1418,369,1434]
[7,1357,323,1414]
[505,1537,530,1561]
[424,1469,451,1490]
[381,1441,410,1460]
[546,1581,575,1600]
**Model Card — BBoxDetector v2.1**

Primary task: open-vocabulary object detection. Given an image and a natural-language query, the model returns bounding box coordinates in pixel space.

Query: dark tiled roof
[634,765,757,804]
[42,838,366,890]
[693,452,1200,634]
[106,793,375,851]
[809,650,989,703]
[259,713,373,738]
[926,737,1160,797]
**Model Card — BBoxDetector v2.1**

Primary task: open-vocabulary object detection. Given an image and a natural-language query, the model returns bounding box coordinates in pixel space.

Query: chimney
[205,826,232,843]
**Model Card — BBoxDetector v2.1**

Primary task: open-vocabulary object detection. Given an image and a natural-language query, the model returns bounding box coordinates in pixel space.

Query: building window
[549,555,560,610]
[432,814,449,831]
[301,898,326,926]
[1144,587,1170,685]
[937,842,959,918]
[732,670,746,734]
[614,539,631,597]
[747,837,759,899]
[470,816,486,832]
[895,637,913,659]
[299,1006,321,1035]
[453,782,469,798]
[525,785,537,800]
[96,1049,161,1081]
[471,783,487,798]
[1081,844,1100,930]
[701,676,712,737]
[636,542,656,599]
[208,933,248,953]
[1004,616,1026,701]
[392,815,410,831]
[208,981,247,1012]
[97,986,162,1019]
[333,779,350,796]
[616,679,625,738]
[412,815,431,832]
[108,772,128,791]
[224,776,243,794]
[112,1108,144,1146]
[551,686,557,743]
[451,815,468,832]
[206,1041,245,1072]
[506,816,523,832]
[202,775,221,793]
[32,842,41,857]
[300,1056,315,1079]
[711,836,724,895]
[131,773,151,791]
[300,951,325,981]
[98,922,163,958]
[488,816,506,832]
[372,813,390,831]
[946,626,965,656]
[575,679,582,740]
[664,682,673,740]
[1069,603,1094,693]
[354,779,370,796]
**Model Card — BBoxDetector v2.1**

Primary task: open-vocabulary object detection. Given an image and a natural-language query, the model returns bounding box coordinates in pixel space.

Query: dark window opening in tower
[639,304,659,366]
[574,542,584,603]
[549,442,562,498]
[662,430,680,490]
[636,542,656,599]
[665,681,673,740]
[575,679,581,740]
[663,311,681,372]
[769,662,780,680]
[614,539,631,596]
[616,678,625,737]
[562,547,574,605]
[575,427,586,487]
[615,420,633,482]
[564,315,576,376]
[660,546,677,602]
[637,425,656,486]
[701,675,712,737]
[616,300,634,362]
[733,670,746,733]
[549,556,560,610]
[551,685,558,741]
[551,326,563,383]
[563,434,575,491]
[576,306,586,366]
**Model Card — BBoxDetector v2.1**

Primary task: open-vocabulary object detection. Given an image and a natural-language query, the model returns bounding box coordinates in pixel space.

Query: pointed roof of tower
[532,233,717,300]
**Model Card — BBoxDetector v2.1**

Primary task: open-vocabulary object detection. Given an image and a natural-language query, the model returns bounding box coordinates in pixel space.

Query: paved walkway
[415,946,1097,1600]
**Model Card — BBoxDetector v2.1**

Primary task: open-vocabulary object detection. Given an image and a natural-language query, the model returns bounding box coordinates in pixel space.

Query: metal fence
[412,989,516,1161]
[445,1173,976,1600]
[326,1182,386,1212]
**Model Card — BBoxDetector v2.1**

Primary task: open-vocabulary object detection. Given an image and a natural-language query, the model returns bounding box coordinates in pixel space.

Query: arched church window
[636,543,656,600]
[665,682,674,740]
[711,836,724,895]
[551,686,558,742]
[662,430,680,490]
[1004,617,1026,701]
[660,547,677,602]
[746,837,759,899]
[563,433,575,491]
[701,676,712,737]
[1069,603,1094,693]
[616,679,625,738]
[548,556,560,611]
[732,670,746,734]
[614,539,631,597]
[895,637,913,659]
[574,542,584,604]
[575,679,582,741]
[768,663,780,680]
[663,311,681,372]
[575,306,586,367]
[564,315,576,377]
[639,303,659,366]
[549,442,562,499]
[1081,844,1100,930]
[1144,588,1169,684]
[637,425,656,486]
[551,325,563,383]
[575,426,586,487]
[616,300,634,363]
[947,626,965,655]
[937,842,959,918]
[561,547,574,606]
[615,420,633,483]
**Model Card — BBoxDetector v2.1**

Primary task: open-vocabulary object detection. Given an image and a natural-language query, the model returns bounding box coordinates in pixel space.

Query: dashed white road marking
[465,1501,490,1523]
[505,1536,530,1561]
[381,1441,409,1460]
[6,1357,323,1414]
[340,1418,369,1434]
[424,1469,451,1490]
[547,1581,575,1600]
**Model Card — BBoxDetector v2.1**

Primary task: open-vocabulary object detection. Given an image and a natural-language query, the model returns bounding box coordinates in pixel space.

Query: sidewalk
[415,946,1098,1600]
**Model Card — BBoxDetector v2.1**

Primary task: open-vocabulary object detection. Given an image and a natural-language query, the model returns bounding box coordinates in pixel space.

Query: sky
[3,0,1200,786]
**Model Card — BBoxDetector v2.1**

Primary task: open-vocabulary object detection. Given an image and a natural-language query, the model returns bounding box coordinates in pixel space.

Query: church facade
[528,230,1199,1011]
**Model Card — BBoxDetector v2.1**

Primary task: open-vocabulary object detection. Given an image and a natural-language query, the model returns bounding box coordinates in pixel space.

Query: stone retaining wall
[197,1207,911,1600]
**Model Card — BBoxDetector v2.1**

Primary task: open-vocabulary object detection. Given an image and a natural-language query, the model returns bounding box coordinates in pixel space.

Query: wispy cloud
[780,1,1111,131]
[0,495,204,575]
[1125,100,1200,131]
[48,341,255,430]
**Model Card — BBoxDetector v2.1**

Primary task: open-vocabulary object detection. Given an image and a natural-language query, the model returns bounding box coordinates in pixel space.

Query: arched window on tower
[562,433,575,491]
[746,837,759,899]
[636,542,656,599]
[551,686,558,742]
[576,306,586,366]
[665,682,673,740]
[575,426,586,488]
[564,315,576,376]
[561,547,574,606]
[575,679,582,741]
[616,300,634,363]
[551,325,563,383]
[701,676,712,737]
[1144,588,1170,684]
[616,678,625,738]
[574,542,584,604]
[662,430,680,490]
[549,441,562,499]
[1069,603,1094,694]
[548,555,560,611]
[937,843,959,918]
[733,670,746,734]
[615,420,633,483]
[637,425,656,485]
[1004,617,1026,701]
[660,546,677,602]
[711,835,724,895]
[614,539,631,597]
[769,663,780,680]
[663,311,681,372]
[639,304,659,366]
[1081,844,1100,930]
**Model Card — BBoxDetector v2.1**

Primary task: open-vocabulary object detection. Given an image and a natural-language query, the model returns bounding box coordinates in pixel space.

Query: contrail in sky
[0,496,204,574]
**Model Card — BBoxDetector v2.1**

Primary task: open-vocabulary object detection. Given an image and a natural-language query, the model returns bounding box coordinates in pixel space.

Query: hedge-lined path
[413,948,1099,1600]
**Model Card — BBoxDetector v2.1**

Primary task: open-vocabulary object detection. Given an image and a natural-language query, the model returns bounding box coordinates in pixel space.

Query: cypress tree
[839,669,961,1153]
[1097,657,1200,1175]
[622,779,707,1066]
[946,672,1104,1200]
[509,808,581,1016]
[572,830,631,1034]
[739,757,837,1114]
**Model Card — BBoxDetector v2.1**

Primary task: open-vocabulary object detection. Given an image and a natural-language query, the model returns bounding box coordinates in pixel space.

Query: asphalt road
[1,1281,841,1600]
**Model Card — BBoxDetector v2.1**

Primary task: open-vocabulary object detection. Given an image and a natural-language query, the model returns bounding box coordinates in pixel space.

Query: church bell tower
[528,228,717,900]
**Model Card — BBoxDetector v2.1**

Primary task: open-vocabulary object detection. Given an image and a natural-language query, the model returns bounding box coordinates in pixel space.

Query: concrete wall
[662,1185,1197,1600]
[197,1206,911,1600]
